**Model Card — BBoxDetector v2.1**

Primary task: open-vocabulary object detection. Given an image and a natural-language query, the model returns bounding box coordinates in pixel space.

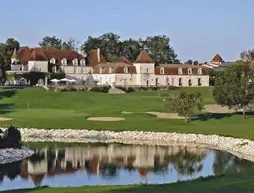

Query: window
[198,68,202,75]
[74,67,76,74]
[50,58,56,64]
[81,67,84,74]
[188,68,192,75]
[178,68,183,75]
[80,59,86,66]
[62,66,66,73]
[198,78,202,86]
[109,67,112,73]
[62,58,67,65]
[100,67,103,73]
[146,68,149,73]
[160,67,164,74]
[73,58,78,66]
[179,78,182,86]
[155,78,159,86]
[124,67,128,73]
[188,79,192,86]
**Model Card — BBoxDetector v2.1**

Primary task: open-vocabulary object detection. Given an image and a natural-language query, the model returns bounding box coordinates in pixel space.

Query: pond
[1,142,254,191]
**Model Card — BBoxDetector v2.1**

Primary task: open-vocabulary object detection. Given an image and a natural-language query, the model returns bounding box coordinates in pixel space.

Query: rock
[0,147,34,164]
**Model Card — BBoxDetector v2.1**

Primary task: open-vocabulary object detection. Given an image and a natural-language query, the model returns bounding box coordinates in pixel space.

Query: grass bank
[3,171,254,193]
[0,87,254,140]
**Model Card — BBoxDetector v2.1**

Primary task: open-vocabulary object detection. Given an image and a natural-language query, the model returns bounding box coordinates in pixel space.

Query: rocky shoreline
[0,147,34,164]
[14,128,254,162]
[2,128,254,163]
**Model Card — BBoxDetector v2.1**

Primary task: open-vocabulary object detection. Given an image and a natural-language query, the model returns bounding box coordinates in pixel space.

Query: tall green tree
[164,92,204,123]
[240,49,254,61]
[185,60,193,65]
[39,36,63,49]
[0,38,20,81]
[99,32,121,62]
[62,37,80,51]
[81,33,179,64]
[213,62,254,118]
[143,35,180,64]
[119,38,141,62]
[193,60,199,65]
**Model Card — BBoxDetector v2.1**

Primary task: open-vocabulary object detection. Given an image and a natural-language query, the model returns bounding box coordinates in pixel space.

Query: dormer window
[178,68,183,75]
[109,67,112,73]
[62,58,67,65]
[198,68,202,75]
[160,67,164,74]
[73,58,78,66]
[50,58,56,64]
[188,68,192,75]
[80,59,86,66]
[124,67,128,73]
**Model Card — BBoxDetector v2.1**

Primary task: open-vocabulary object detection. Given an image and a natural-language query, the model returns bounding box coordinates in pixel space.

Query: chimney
[97,48,100,63]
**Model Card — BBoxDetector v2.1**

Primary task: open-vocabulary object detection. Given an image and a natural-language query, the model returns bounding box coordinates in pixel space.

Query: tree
[240,49,254,61]
[0,38,20,82]
[213,62,254,118]
[99,32,121,62]
[39,36,63,49]
[119,38,141,62]
[185,60,193,65]
[193,60,199,65]
[143,35,180,64]
[62,37,80,51]
[164,92,204,122]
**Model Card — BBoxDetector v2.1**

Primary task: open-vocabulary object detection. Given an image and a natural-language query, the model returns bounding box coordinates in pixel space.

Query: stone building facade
[9,47,210,87]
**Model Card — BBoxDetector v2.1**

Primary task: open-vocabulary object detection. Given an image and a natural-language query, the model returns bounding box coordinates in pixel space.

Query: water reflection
[0,143,254,190]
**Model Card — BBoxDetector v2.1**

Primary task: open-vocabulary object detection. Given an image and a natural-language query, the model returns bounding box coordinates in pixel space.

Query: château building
[9,47,210,87]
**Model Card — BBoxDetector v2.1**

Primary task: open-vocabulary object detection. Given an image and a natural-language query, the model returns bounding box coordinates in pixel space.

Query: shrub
[90,86,111,93]
[0,125,22,149]
[116,87,135,93]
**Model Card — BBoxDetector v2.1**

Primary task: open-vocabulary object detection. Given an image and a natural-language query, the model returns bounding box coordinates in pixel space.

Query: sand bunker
[87,117,125,122]
[0,117,12,121]
[146,112,185,119]
[121,111,184,119]
[204,105,238,114]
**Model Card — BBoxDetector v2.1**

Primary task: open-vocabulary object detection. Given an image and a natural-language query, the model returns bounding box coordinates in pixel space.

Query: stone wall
[10,128,253,162]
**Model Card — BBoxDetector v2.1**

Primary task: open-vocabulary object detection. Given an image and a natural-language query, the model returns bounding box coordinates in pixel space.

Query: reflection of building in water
[20,144,208,186]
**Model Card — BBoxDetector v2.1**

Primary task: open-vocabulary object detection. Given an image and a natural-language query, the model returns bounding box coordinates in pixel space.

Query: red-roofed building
[8,47,210,87]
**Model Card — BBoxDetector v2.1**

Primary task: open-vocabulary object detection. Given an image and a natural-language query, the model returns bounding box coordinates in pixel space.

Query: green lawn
[3,171,254,193]
[0,87,254,139]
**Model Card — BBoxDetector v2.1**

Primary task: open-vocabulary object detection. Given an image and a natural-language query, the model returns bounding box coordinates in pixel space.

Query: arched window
[160,67,164,74]
[188,68,192,75]
[61,58,67,65]
[178,68,183,75]
[80,59,86,66]
[50,58,56,64]
[124,67,128,73]
[73,58,78,65]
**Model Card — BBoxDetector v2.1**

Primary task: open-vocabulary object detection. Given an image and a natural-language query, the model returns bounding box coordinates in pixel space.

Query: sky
[1,0,254,62]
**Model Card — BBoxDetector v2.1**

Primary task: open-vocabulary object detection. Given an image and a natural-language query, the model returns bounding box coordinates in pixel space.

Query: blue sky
[1,0,254,62]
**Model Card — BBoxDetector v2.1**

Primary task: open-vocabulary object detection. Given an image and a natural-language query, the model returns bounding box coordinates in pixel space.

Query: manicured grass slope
[0,87,254,139]
[3,172,254,193]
